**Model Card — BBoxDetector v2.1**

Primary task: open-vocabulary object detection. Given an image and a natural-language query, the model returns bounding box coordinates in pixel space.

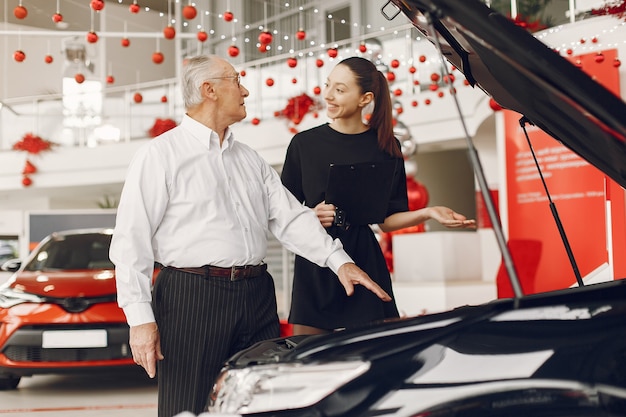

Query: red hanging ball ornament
[409,65,416,74]
[106,75,115,84]
[418,55,426,63]
[86,31,99,44]
[359,43,367,53]
[14,50,26,62]
[182,5,197,19]
[291,78,298,84]
[121,38,130,47]
[614,58,621,68]
[163,26,176,40]
[390,59,400,68]
[133,92,143,103]
[129,2,140,13]
[197,30,208,42]
[394,88,402,96]
[161,95,168,103]
[44,54,53,64]
[313,86,321,95]
[258,44,268,53]
[90,0,105,12]
[489,98,502,111]
[287,57,298,68]
[259,31,273,45]
[152,51,164,64]
[296,29,306,40]
[22,175,33,187]
[14,5,27,19]
[425,99,432,105]
[430,73,440,82]
[411,100,418,107]
[327,48,338,58]
[438,91,444,98]
[228,45,240,57]
[223,11,234,22]
[429,83,438,91]
[463,79,470,86]
[595,52,605,63]
[75,73,85,84]
[265,78,274,87]
[413,80,420,86]
[240,70,246,77]
[52,13,63,23]
[251,117,261,125]
[315,58,324,68]
[592,36,598,43]
[386,72,396,82]
[22,160,37,175]
[566,48,573,55]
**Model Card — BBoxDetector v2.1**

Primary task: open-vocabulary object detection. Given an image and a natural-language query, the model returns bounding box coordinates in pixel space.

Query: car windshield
[24,233,114,271]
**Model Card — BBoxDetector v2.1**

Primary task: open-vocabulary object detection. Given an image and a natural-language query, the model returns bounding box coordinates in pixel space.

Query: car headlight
[209,360,370,414]
[0,287,45,308]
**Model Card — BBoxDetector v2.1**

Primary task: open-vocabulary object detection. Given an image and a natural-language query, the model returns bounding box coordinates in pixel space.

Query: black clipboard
[325,159,398,225]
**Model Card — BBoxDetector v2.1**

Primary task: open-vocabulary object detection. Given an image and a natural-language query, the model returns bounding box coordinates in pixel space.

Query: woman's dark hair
[338,56,401,158]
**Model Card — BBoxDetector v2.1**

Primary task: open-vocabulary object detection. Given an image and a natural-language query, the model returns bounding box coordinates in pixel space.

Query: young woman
[281,56,475,335]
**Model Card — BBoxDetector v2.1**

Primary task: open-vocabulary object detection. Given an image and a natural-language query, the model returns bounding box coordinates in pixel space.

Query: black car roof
[387,0,626,188]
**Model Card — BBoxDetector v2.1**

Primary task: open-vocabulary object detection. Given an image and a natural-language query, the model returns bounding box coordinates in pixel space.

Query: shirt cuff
[122,302,156,327]
[326,246,354,275]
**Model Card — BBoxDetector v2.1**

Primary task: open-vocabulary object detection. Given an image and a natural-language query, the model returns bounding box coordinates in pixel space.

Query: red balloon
[121,38,130,47]
[223,11,234,22]
[182,5,197,19]
[14,50,26,62]
[163,26,176,40]
[14,5,27,19]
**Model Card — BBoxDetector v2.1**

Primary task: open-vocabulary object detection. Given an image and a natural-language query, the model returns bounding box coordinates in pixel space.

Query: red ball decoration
[413,80,420,86]
[163,26,176,40]
[291,78,298,84]
[22,176,32,187]
[390,59,400,68]
[91,0,105,12]
[429,83,439,91]
[251,117,261,125]
[52,13,63,23]
[409,65,416,74]
[386,72,396,82]
[411,100,418,107]
[592,37,598,43]
[75,73,85,84]
[393,88,402,96]
[359,43,367,53]
[566,48,573,55]
[287,57,298,68]
[258,44,268,53]
[296,29,306,40]
[327,48,338,58]
[152,51,164,64]
[182,5,197,19]
[228,45,240,57]
[315,59,324,68]
[430,73,440,82]
[161,95,168,103]
[223,11,234,22]
[133,92,143,103]
[614,58,621,68]
[14,5,27,19]
[418,55,426,63]
[121,38,130,47]
[129,2,140,13]
[106,75,115,84]
[259,31,273,45]
[44,54,53,64]
[86,31,99,44]
[489,98,502,111]
[425,99,431,105]
[313,86,321,95]
[197,30,208,42]
[14,50,26,62]
[265,78,274,87]
[240,70,246,77]
[438,91,444,98]
[23,160,37,175]
[595,52,605,63]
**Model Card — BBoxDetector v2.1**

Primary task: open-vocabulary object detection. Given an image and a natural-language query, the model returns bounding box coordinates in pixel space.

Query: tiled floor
[0,369,157,416]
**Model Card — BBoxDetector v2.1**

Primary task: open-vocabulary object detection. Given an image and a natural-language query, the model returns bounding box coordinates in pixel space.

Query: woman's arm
[379,206,476,233]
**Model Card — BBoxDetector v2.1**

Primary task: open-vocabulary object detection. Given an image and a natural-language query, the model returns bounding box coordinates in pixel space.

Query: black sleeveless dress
[281,124,409,330]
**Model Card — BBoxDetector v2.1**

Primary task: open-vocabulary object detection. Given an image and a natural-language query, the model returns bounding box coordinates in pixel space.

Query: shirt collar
[180,114,234,150]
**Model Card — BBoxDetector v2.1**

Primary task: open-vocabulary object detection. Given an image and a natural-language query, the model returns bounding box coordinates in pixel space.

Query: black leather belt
[167,264,267,281]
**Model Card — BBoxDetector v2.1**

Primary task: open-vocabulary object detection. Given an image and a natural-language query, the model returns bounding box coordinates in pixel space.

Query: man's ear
[359,91,374,108]
[203,81,218,100]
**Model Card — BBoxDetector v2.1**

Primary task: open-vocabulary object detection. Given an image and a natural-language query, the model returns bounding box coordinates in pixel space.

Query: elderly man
[109,55,391,417]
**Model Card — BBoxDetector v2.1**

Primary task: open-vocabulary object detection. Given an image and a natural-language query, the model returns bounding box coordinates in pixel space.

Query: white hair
[181,55,223,110]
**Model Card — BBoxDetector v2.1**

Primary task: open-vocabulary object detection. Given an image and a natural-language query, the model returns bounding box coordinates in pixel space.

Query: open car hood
[387,0,626,188]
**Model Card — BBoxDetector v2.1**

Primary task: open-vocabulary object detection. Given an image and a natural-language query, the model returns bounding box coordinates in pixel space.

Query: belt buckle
[230,266,237,281]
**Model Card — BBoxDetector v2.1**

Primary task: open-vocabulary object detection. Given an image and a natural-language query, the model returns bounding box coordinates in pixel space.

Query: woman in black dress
[281,56,475,335]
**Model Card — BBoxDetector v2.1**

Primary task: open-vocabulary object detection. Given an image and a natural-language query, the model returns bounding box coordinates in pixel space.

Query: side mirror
[1,259,22,272]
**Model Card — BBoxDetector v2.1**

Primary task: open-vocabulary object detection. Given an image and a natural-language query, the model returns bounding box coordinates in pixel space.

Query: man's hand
[129,322,164,378]
[337,263,392,301]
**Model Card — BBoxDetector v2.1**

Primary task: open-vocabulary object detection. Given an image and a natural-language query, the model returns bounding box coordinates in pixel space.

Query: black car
[207,0,626,415]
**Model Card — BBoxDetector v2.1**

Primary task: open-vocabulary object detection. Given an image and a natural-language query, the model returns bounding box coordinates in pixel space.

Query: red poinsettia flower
[12,133,56,154]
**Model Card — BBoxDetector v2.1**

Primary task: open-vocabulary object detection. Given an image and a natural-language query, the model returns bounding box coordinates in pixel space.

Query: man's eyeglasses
[205,74,241,87]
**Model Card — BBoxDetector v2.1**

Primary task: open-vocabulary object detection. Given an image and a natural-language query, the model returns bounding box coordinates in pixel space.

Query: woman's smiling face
[323,64,370,121]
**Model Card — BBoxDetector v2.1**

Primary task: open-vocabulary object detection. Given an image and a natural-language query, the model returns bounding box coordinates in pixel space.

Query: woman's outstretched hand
[427,206,476,229]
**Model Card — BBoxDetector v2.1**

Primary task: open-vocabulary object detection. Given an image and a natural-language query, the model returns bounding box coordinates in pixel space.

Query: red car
[0,228,135,390]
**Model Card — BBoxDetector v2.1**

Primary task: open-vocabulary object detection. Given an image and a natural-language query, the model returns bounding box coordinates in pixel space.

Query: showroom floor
[0,369,157,416]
